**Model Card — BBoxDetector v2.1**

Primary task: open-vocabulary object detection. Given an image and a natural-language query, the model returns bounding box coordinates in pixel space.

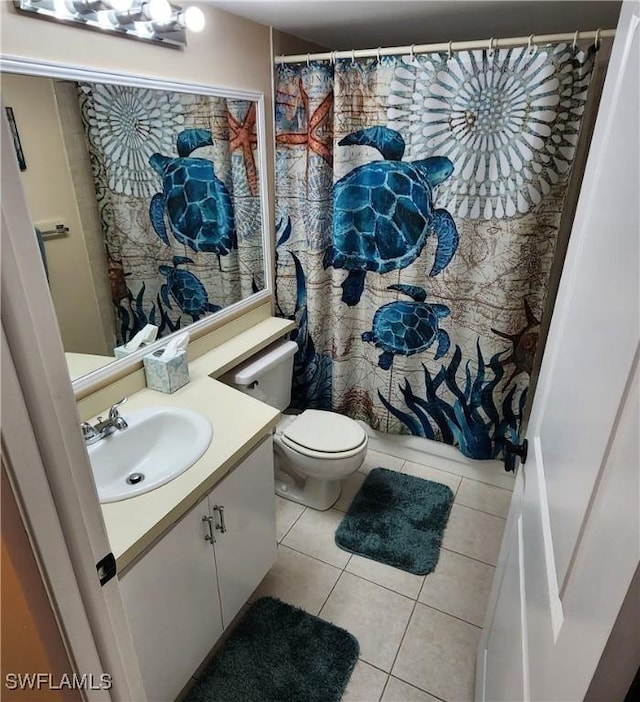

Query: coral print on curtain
[78,83,264,345]
[275,43,594,460]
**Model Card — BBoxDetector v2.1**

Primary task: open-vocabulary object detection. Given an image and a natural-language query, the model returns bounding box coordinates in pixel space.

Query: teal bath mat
[335,467,454,575]
[185,597,359,702]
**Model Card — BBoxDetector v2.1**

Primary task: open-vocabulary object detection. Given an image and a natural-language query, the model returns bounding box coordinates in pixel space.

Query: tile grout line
[386,675,449,702]
[453,499,509,520]
[413,599,484,631]
[386,596,419,687]
[277,542,347,571]
[317,538,354,619]
[276,540,497,620]
[387,599,463,702]
[342,567,424,602]
[378,674,391,702]
[398,454,516,494]
[439,545,498,569]
[277,502,308,545]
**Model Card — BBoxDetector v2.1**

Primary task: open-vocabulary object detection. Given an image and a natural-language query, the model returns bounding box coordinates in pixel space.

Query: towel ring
[447,40,453,60]
[594,28,602,50]
[527,34,536,54]
[572,30,579,50]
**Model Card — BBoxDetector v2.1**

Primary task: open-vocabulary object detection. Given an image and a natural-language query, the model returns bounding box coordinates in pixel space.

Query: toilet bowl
[221,340,368,510]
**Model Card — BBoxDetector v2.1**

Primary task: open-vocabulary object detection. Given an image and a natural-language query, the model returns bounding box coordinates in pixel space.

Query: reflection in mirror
[1,72,265,380]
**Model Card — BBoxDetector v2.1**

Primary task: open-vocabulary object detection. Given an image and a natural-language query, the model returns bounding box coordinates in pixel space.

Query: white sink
[88,407,213,503]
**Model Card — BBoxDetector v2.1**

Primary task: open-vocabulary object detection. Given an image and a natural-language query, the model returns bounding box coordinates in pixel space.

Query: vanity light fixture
[13,0,206,48]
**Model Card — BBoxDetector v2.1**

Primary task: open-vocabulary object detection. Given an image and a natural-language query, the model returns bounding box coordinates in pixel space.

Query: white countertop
[99,345,283,573]
[66,352,114,380]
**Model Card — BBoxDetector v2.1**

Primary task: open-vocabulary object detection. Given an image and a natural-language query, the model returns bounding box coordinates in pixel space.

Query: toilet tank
[220,340,298,410]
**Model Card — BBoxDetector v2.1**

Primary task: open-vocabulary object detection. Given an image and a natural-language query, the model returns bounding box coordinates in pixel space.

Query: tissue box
[143,349,189,394]
[114,344,149,359]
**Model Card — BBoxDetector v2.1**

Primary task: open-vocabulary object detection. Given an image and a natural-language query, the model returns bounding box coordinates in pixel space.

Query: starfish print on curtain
[276,77,333,167]
[228,102,258,196]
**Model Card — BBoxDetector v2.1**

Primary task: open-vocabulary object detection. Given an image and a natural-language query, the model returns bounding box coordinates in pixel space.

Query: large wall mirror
[0,57,272,388]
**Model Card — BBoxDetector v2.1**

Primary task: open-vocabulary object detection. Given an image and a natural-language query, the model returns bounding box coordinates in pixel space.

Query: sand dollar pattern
[79,83,185,198]
[387,44,594,219]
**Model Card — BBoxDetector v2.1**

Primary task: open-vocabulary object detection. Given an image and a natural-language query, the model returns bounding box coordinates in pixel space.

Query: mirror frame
[0,54,274,397]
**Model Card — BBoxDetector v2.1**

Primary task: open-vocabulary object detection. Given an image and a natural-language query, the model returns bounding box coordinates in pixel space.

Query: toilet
[221,339,368,510]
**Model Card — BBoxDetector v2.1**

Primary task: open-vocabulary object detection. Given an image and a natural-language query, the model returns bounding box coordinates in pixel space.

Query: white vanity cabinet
[119,436,276,702]
[208,437,277,628]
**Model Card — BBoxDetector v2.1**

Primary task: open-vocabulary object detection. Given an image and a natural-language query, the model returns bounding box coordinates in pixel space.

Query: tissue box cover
[114,342,156,358]
[114,344,135,359]
[143,350,189,393]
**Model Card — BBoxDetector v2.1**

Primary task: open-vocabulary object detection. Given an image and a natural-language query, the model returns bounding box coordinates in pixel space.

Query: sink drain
[126,472,145,485]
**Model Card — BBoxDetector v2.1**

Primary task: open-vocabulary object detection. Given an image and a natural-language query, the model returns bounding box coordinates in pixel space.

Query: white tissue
[121,324,158,353]
[160,331,190,360]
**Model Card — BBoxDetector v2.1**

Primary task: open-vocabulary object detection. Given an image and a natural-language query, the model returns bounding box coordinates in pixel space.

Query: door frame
[1,108,146,700]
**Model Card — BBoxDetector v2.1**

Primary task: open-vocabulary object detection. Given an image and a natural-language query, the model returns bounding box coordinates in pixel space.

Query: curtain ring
[351,48,356,65]
[410,44,416,60]
[331,50,336,65]
[594,28,602,51]
[447,40,453,60]
[488,37,495,57]
[527,34,535,54]
[306,53,310,67]
[377,46,382,63]
[572,30,579,50]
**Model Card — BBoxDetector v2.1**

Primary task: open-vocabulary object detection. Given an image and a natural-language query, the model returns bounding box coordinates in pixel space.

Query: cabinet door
[119,496,223,702]
[210,436,277,628]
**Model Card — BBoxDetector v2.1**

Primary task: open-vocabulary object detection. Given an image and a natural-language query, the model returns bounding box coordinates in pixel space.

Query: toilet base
[274,466,342,511]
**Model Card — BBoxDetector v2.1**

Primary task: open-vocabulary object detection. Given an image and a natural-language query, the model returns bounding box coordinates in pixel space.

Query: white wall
[2,73,111,355]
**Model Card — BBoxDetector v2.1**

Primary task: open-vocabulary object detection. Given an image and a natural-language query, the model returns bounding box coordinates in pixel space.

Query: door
[119,495,223,702]
[210,436,277,628]
[478,3,640,700]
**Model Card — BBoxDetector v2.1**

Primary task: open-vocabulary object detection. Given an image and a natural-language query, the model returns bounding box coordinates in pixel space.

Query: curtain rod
[275,28,615,64]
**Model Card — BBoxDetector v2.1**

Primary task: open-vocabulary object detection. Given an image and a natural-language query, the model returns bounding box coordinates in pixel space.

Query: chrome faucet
[81,397,128,445]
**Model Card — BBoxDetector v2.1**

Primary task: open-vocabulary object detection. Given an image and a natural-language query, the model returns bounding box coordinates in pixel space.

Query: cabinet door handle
[213,505,227,533]
[202,515,215,543]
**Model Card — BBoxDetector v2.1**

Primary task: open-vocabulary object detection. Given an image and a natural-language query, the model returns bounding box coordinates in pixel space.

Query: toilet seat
[280,410,367,458]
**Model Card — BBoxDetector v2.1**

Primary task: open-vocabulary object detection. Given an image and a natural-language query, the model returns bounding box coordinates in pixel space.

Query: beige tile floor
[251,447,511,702]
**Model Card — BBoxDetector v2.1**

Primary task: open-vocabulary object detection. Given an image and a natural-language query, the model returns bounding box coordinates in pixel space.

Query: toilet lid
[282,410,367,454]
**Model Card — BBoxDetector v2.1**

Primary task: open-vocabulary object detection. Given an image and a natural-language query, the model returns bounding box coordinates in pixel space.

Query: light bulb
[147,0,171,23]
[104,0,133,11]
[53,0,73,17]
[183,6,204,32]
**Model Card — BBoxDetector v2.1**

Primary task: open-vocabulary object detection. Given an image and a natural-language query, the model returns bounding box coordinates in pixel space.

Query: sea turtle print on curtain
[275,43,594,460]
[149,128,237,261]
[75,83,264,345]
[362,284,451,369]
[325,126,459,305]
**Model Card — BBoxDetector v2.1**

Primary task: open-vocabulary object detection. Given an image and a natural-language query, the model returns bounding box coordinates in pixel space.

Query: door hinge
[96,552,117,586]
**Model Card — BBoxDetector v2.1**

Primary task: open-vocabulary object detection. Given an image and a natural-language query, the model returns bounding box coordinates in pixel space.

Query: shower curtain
[274,43,595,460]
[78,83,264,345]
